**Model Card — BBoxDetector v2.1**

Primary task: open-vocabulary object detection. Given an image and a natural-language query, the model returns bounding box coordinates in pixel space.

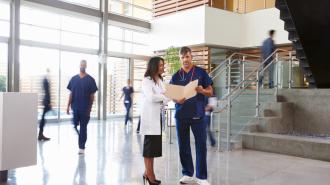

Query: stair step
[284,20,295,31]
[275,0,287,9]
[296,49,306,59]
[293,40,303,50]
[280,7,291,20]
[242,132,330,162]
[288,31,299,41]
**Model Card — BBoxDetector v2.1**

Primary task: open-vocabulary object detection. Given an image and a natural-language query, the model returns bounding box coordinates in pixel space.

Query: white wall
[204,7,244,48]
[241,8,289,47]
[150,6,205,51]
[150,6,290,51]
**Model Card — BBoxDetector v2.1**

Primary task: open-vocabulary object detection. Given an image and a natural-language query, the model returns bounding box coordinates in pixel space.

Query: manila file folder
[164,80,198,100]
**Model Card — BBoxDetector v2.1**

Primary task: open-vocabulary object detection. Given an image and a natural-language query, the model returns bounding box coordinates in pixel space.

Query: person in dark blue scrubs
[120,79,134,126]
[260,30,276,88]
[38,68,51,141]
[170,46,213,185]
[66,60,98,155]
[204,96,216,147]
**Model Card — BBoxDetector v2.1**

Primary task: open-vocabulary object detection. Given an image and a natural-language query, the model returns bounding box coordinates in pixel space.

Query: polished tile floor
[2,119,330,185]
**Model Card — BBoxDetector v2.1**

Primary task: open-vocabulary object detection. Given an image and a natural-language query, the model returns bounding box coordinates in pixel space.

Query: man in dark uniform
[38,68,51,141]
[66,60,98,155]
[170,46,213,185]
[120,79,134,126]
[260,30,276,88]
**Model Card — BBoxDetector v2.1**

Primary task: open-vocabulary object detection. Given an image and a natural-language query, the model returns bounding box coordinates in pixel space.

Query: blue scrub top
[67,74,98,111]
[122,86,134,103]
[170,66,213,119]
[261,37,275,60]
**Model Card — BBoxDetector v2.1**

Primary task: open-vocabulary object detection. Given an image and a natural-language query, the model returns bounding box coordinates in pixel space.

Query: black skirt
[143,135,162,158]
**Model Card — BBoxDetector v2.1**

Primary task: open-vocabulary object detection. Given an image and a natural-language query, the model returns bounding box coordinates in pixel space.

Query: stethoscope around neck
[179,66,195,82]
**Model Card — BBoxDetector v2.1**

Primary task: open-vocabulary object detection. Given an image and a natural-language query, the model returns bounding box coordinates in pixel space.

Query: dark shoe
[38,135,50,141]
[143,175,160,185]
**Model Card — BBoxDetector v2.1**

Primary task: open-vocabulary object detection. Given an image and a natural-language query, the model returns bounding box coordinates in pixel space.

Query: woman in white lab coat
[140,56,167,185]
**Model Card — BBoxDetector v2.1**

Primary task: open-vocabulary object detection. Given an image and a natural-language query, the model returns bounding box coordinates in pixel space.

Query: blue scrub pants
[204,115,216,146]
[73,110,90,149]
[176,118,207,179]
[124,102,132,125]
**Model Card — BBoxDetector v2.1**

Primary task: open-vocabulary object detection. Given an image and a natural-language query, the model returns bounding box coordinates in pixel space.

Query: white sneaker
[179,175,195,184]
[197,179,210,185]
[78,149,85,155]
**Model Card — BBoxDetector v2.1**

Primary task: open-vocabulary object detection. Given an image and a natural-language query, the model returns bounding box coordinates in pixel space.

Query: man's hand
[205,105,212,111]
[66,107,70,115]
[196,86,205,94]
[175,98,186,104]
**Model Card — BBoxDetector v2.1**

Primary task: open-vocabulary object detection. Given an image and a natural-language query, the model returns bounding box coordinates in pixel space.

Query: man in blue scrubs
[66,60,98,155]
[170,46,213,185]
[120,79,134,126]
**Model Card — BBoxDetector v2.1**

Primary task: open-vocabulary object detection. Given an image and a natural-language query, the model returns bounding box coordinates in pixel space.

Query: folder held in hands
[164,80,198,100]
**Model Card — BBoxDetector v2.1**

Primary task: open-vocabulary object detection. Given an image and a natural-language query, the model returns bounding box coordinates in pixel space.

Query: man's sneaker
[78,149,85,155]
[179,175,195,184]
[197,179,210,185]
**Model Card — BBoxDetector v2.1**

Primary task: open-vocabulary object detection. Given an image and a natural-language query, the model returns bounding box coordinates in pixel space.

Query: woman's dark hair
[144,56,164,83]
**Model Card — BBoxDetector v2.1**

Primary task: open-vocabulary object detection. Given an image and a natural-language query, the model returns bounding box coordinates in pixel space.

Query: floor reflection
[2,120,330,185]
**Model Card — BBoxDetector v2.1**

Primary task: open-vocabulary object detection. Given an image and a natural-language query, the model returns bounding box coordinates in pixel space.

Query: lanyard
[179,66,195,82]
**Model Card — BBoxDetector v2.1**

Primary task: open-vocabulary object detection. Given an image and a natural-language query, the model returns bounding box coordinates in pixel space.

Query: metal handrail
[224,49,289,99]
[209,52,261,77]
[210,49,293,151]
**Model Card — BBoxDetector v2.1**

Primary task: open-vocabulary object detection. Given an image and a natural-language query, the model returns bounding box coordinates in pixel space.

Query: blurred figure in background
[38,68,51,141]
[260,30,276,88]
[120,79,134,126]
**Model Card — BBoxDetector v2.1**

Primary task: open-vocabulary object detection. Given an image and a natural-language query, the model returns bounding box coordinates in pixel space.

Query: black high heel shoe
[143,174,161,184]
[143,175,160,185]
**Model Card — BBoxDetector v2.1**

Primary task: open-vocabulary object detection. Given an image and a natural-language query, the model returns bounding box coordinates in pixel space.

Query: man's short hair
[81,60,87,65]
[179,46,192,55]
[269,30,275,36]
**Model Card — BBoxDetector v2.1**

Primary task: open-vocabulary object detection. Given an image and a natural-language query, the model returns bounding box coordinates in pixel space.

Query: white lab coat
[140,77,168,135]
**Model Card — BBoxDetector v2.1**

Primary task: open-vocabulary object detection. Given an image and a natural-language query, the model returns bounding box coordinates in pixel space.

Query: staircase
[275,0,316,87]
[210,49,296,151]
[276,0,330,88]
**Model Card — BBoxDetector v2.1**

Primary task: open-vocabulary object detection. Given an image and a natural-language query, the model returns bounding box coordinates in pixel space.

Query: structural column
[8,0,20,92]
[98,0,108,120]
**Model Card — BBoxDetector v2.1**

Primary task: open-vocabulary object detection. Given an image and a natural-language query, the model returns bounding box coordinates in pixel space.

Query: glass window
[20,46,60,118]
[20,5,99,49]
[0,43,7,92]
[133,44,150,55]
[20,24,60,44]
[132,59,147,116]
[21,6,61,29]
[124,42,132,53]
[109,0,152,21]
[108,25,123,40]
[0,21,9,37]
[0,1,10,37]
[60,51,99,118]
[108,39,124,52]
[61,31,99,49]
[0,1,10,20]
[61,15,99,36]
[108,25,151,55]
[133,31,149,45]
[59,0,100,9]
[124,30,133,41]
[107,57,129,116]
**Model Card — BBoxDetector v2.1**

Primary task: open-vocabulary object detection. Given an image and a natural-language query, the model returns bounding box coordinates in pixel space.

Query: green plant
[0,75,6,92]
[164,47,181,75]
